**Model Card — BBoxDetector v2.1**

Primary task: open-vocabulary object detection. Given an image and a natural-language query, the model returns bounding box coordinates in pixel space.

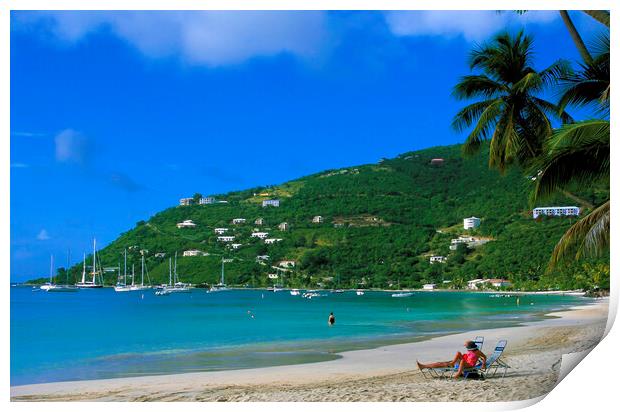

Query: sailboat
[130,254,152,291]
[157,253,191,294]
[208,257,229,292]
[42,254,79,292]
[76,239,104,288]
[114,249,133,292]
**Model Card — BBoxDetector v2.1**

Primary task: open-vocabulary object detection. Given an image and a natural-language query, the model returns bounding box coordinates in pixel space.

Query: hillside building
[532,206,580,219]
[179,198,194,206]
[251,232,269,239]
[423,283,437,290]
[262,199,280,207]
[214,228,228,234]
[230,243,243,250]
[278,260,296,268]
[217,236,235,242]
[463,216,481,230]
[183,250,203,257]
[278,222,289,231]
[232,218,246,224]
[199,196,215,205]
[255,217,265,225]
[264,238,283,244]
[430,158,444,165]
[176,220,196,228]
[429,255,447,264]
[312,216,324,223]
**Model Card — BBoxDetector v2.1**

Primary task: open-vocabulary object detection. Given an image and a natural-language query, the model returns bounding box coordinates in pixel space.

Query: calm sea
[10,287,588,385]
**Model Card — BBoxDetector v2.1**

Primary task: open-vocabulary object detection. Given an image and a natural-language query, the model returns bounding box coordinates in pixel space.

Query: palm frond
[452,75,507,100]
[531,120,609,201]
[549,200,610,268]
[583,10,610,27]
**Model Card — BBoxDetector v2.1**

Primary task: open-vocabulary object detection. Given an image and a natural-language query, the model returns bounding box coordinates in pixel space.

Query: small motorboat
[391,292,414,298]
[356,290,365,296]
[290,289,301,296]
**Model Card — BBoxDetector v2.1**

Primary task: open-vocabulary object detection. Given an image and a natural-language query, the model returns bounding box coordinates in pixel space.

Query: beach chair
[418,339,510,380]
[479,340,510,379]
[474,336,484,351]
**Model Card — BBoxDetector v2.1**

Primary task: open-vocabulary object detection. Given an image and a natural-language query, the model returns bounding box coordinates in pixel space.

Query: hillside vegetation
[41,144,609,291]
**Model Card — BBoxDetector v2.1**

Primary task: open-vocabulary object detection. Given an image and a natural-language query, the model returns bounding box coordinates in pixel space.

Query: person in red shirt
[417,340,487,379]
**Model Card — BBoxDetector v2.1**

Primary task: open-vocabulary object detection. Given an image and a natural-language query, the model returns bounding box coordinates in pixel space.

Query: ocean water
[10,287,588,385]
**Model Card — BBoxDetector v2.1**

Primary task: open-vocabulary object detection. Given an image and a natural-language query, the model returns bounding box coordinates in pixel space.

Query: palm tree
[530,120,609,267]
[452,30,571,172]
[558,34,610,115]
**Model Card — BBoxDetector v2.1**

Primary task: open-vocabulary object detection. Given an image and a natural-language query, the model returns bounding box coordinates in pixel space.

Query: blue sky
[10,10,604,280]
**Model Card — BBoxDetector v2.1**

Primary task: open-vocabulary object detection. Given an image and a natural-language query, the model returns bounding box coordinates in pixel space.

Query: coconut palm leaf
[531,120,609,200]
[549,200,609,268]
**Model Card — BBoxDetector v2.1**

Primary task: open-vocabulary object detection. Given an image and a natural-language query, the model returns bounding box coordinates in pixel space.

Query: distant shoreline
[13,283,588,296]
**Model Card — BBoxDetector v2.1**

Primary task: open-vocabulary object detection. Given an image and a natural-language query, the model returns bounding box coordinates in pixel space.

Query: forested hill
[42,143,609,290]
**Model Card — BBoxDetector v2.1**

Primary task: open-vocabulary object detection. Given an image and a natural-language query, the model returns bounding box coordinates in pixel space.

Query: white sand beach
[11,299,609,402]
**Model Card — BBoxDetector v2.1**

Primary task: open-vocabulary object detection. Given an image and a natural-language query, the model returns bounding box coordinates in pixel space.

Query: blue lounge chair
[418,339,510,380]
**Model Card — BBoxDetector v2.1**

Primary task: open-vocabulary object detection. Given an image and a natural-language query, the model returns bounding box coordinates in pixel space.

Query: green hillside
[41,143,609,291]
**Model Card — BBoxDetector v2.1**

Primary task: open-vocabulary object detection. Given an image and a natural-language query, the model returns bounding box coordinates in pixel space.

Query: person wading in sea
[328,312,335,326]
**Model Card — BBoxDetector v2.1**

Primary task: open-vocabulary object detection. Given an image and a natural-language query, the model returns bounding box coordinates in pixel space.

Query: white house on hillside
[532,206,579,219]
[278,222,289,231]
[262,199,280,207]
[278,260,296,268]
[199,197,215,205]
[423,283,437,290]
[183,250,203,257]
[312,216,324,223]
[232,218,246,224]
[217,236,235,242]
[464,216,481,230]
[264,238,283,244]
[429,255,447,264]
[230,243,243,250]
[176,220,196,228]
[251,232,269,239]
[214,228,228,234]
[255,217,265,225]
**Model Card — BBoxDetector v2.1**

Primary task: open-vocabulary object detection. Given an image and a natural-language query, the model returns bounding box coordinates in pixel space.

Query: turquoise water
[10,287,588,385]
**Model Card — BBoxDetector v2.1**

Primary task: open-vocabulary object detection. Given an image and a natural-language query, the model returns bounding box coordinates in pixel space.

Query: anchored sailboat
[156,253,190,294]
[114,249,133,292]
[130,254,152,291]
[208,257,229,292]
[42,254,79,292]
[76,239,104,288]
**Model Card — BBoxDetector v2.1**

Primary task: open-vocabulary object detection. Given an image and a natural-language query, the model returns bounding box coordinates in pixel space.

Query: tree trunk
[559,11,594,65]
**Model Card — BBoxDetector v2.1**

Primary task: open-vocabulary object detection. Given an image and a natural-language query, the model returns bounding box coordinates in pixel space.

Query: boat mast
[66,249,71,285]
[81,253,86,284]
[92,238,97,284]
[221,257,225,285]
[49,254,54,284]
[168,257,172,286]
[132,264,135,286]
[141,254,145,287]
[124,249,127,286]
[174,252,178,284]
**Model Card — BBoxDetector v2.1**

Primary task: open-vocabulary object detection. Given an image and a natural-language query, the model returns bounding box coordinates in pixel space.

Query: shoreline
[11,297,609,402]
[14,283,590,296]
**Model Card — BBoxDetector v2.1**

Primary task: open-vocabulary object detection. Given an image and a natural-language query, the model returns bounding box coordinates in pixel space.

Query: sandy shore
[11,298,609,402]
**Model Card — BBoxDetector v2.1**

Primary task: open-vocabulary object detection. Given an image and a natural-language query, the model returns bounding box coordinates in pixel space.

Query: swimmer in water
[328,312,335,326]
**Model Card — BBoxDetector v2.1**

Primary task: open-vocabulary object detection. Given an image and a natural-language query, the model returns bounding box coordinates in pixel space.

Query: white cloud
[13,11,328,67]
[36,229,50,241]
[54,129,90,165]
[384,11,558,42]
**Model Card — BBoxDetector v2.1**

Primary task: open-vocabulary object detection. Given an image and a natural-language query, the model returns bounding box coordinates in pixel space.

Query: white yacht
[76,239,104,288]
[208,257,229,292]
[42,254,79,293]
[114,249,133,292]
